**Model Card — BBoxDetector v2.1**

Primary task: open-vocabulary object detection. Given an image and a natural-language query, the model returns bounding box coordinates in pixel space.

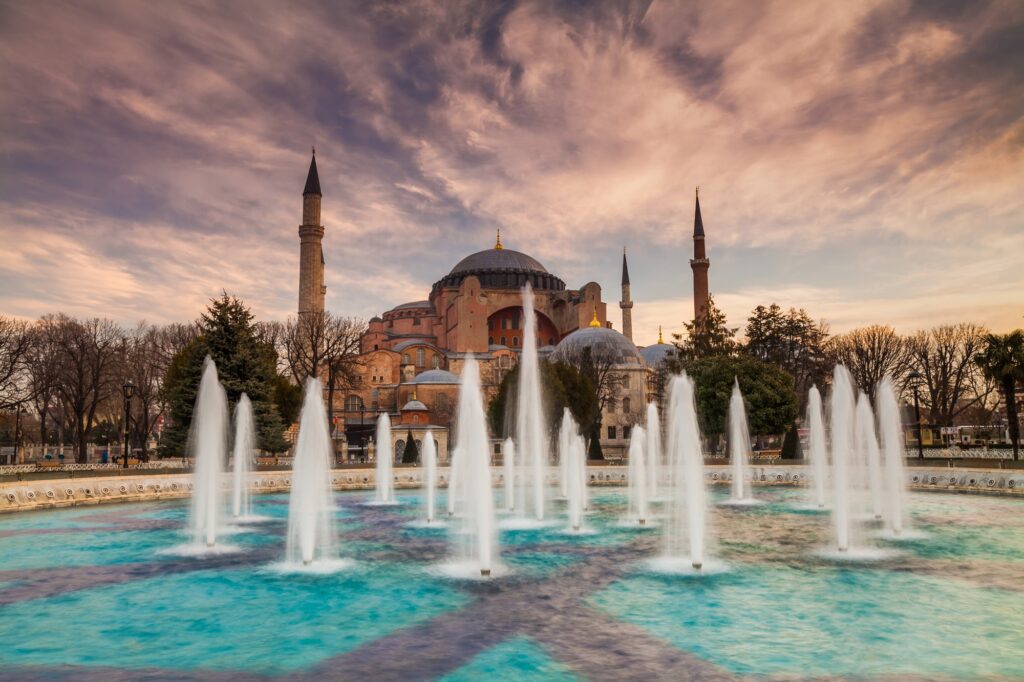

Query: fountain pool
[1,485,1021,679]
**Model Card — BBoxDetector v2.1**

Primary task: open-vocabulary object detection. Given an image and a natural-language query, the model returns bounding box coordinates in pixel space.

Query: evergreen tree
[974,330,1024,459]
[159,294,289,456]
[669,295,737,363]
[402,428,419,463]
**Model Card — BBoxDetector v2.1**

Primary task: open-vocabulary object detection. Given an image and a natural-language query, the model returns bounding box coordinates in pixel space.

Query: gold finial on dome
[412,388,417,401]
[495,229,503,250]
[589,306,601,328]
[658,325,664,344]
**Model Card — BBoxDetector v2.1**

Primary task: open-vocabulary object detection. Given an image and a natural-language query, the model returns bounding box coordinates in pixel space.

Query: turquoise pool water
[0,487,1021,679]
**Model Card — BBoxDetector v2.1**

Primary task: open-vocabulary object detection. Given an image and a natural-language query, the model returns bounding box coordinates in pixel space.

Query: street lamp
[122,380,135,469]
[907,370,924,459]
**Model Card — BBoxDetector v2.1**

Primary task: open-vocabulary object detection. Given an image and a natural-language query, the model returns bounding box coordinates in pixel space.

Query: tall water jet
[663,374,708,570]
[855,391,884,520]
[424,429,437,524]
[558,408,573,499]
[830,366,857,552]
[503,437,515,513]
[807,386,829,509]
[187,357,229,548]
[516,283,547,521]
[231,393,255,519]
[449,356,499,576]
[728,380,752,502]
[645,403,662,501]
[375,414,394,504]
[877,377,910,536]
[566,431,586,532]
[447,442,462,517]
[286,378,337,566]
[627,426,649,525]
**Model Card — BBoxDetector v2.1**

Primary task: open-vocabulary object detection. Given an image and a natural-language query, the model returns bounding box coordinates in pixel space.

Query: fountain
[424,429,437,524]
[558,408,573,499]
[448,356,499,576]
[627,425,648,525]
[375,413,395,504]
[645,402,662,501]
[728,380,753,503]
[662,373,708,570]
[830,366,857,553]
[877,377,911,536]
[285,378,337,567]
[566,430,586,532]
[231,393,254,520]
[447,442,462,517]
[503,437,515,513]
[855,391,884,520]
[187,356,229,549]
[516,283,547,522]
[807,385,829,509]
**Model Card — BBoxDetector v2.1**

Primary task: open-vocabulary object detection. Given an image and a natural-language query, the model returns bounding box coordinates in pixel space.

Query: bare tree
[0,316,33,410]
[24,322,61,445]
[122,323,176,458]
[282,312,366,425]
[908,323,993,426]
[826,325,910,394]
[43,315,123,463]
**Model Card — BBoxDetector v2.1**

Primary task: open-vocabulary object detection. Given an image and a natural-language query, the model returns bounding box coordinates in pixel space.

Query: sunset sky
[1,0,1022,344]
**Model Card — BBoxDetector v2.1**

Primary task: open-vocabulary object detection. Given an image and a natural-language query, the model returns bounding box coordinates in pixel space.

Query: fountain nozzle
[206,542,214,549]
[692,562,702,571]
[480,568,491,577]
[303,559,312,566]
[639,518,646,526]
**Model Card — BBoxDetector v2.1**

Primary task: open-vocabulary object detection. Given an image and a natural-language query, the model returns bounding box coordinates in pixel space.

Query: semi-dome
[409,369,459,384]
[431,235,566,294]
[550,326,642,366]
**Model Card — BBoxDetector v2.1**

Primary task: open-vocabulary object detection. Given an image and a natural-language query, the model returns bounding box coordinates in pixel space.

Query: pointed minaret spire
[619,247,633,341]
[690,186,710,325]
[298,149,325,316]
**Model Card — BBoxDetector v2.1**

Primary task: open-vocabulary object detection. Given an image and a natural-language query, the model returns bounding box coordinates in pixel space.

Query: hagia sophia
[296,152,710,461]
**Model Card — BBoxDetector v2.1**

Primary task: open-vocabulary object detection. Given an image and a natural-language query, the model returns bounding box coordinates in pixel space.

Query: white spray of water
[285,378,337,566]
[728,380,752,501]
[231,393,255,519]
[516,283,547,521]
[807,386,828,509]
[450,356,498,575]
[877,377,910,536]
[375,414,394,503]
[663,374,708,569]
[447,442,462,517]
[559,408,572,499]
[566,431,586,532]
[187,356,228,548]
[627,425,649,525]
[424,429,437,523]
[503,438,515,513]
[645,403,662,501]
[830,366,857,552]
[855,391,884,520]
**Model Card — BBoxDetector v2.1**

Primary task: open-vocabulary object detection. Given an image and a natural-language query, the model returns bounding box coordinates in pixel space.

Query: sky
[1,0,1022,345]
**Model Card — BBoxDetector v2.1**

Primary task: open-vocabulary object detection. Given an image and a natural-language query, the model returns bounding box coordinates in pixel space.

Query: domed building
[297,153,711,461]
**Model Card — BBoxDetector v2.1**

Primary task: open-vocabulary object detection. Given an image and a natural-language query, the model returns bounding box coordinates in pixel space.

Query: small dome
[410,369,459,384]
[401,399,428,412]
[640,343,675,368]
[391,300,434,312]
[550,327,642,366]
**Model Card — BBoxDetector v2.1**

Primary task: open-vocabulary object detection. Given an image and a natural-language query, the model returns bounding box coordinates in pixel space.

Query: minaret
[298,148,326,316]
[689,187,710,324]
[619,247,633,341]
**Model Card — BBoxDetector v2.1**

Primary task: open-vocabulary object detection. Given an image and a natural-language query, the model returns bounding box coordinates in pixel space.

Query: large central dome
[432,239,565,294]
[449,248,548,276]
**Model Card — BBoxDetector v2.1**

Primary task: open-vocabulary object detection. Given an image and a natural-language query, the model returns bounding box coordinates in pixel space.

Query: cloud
[0,0,1021,334]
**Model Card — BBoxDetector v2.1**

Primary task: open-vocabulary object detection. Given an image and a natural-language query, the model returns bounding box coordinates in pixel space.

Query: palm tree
[974,330,1024,460]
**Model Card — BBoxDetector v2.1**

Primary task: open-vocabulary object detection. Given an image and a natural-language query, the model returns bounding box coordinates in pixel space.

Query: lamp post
[122,380,135,469]
[14,405,23,465]
[908,370,924,459]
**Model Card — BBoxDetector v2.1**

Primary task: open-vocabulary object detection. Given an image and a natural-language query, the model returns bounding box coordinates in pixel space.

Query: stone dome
[431,243,565,294]
[401,399,428,412]
[639,343,675,368]
[550,326,643,366]
[409,369,459,384]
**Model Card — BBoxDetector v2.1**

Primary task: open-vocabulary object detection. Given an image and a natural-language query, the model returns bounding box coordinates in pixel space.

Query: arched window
[412,414,420,424]
[395,439,405,461]
[622,397,631,414]
[432,355,440,369]
[402,353,410,365]
[416,348,425,368]
[488,336,494,345]
[500,336,506,345]
[512,337,519,347]
[370,389,379,410]
[345,395,364,412]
